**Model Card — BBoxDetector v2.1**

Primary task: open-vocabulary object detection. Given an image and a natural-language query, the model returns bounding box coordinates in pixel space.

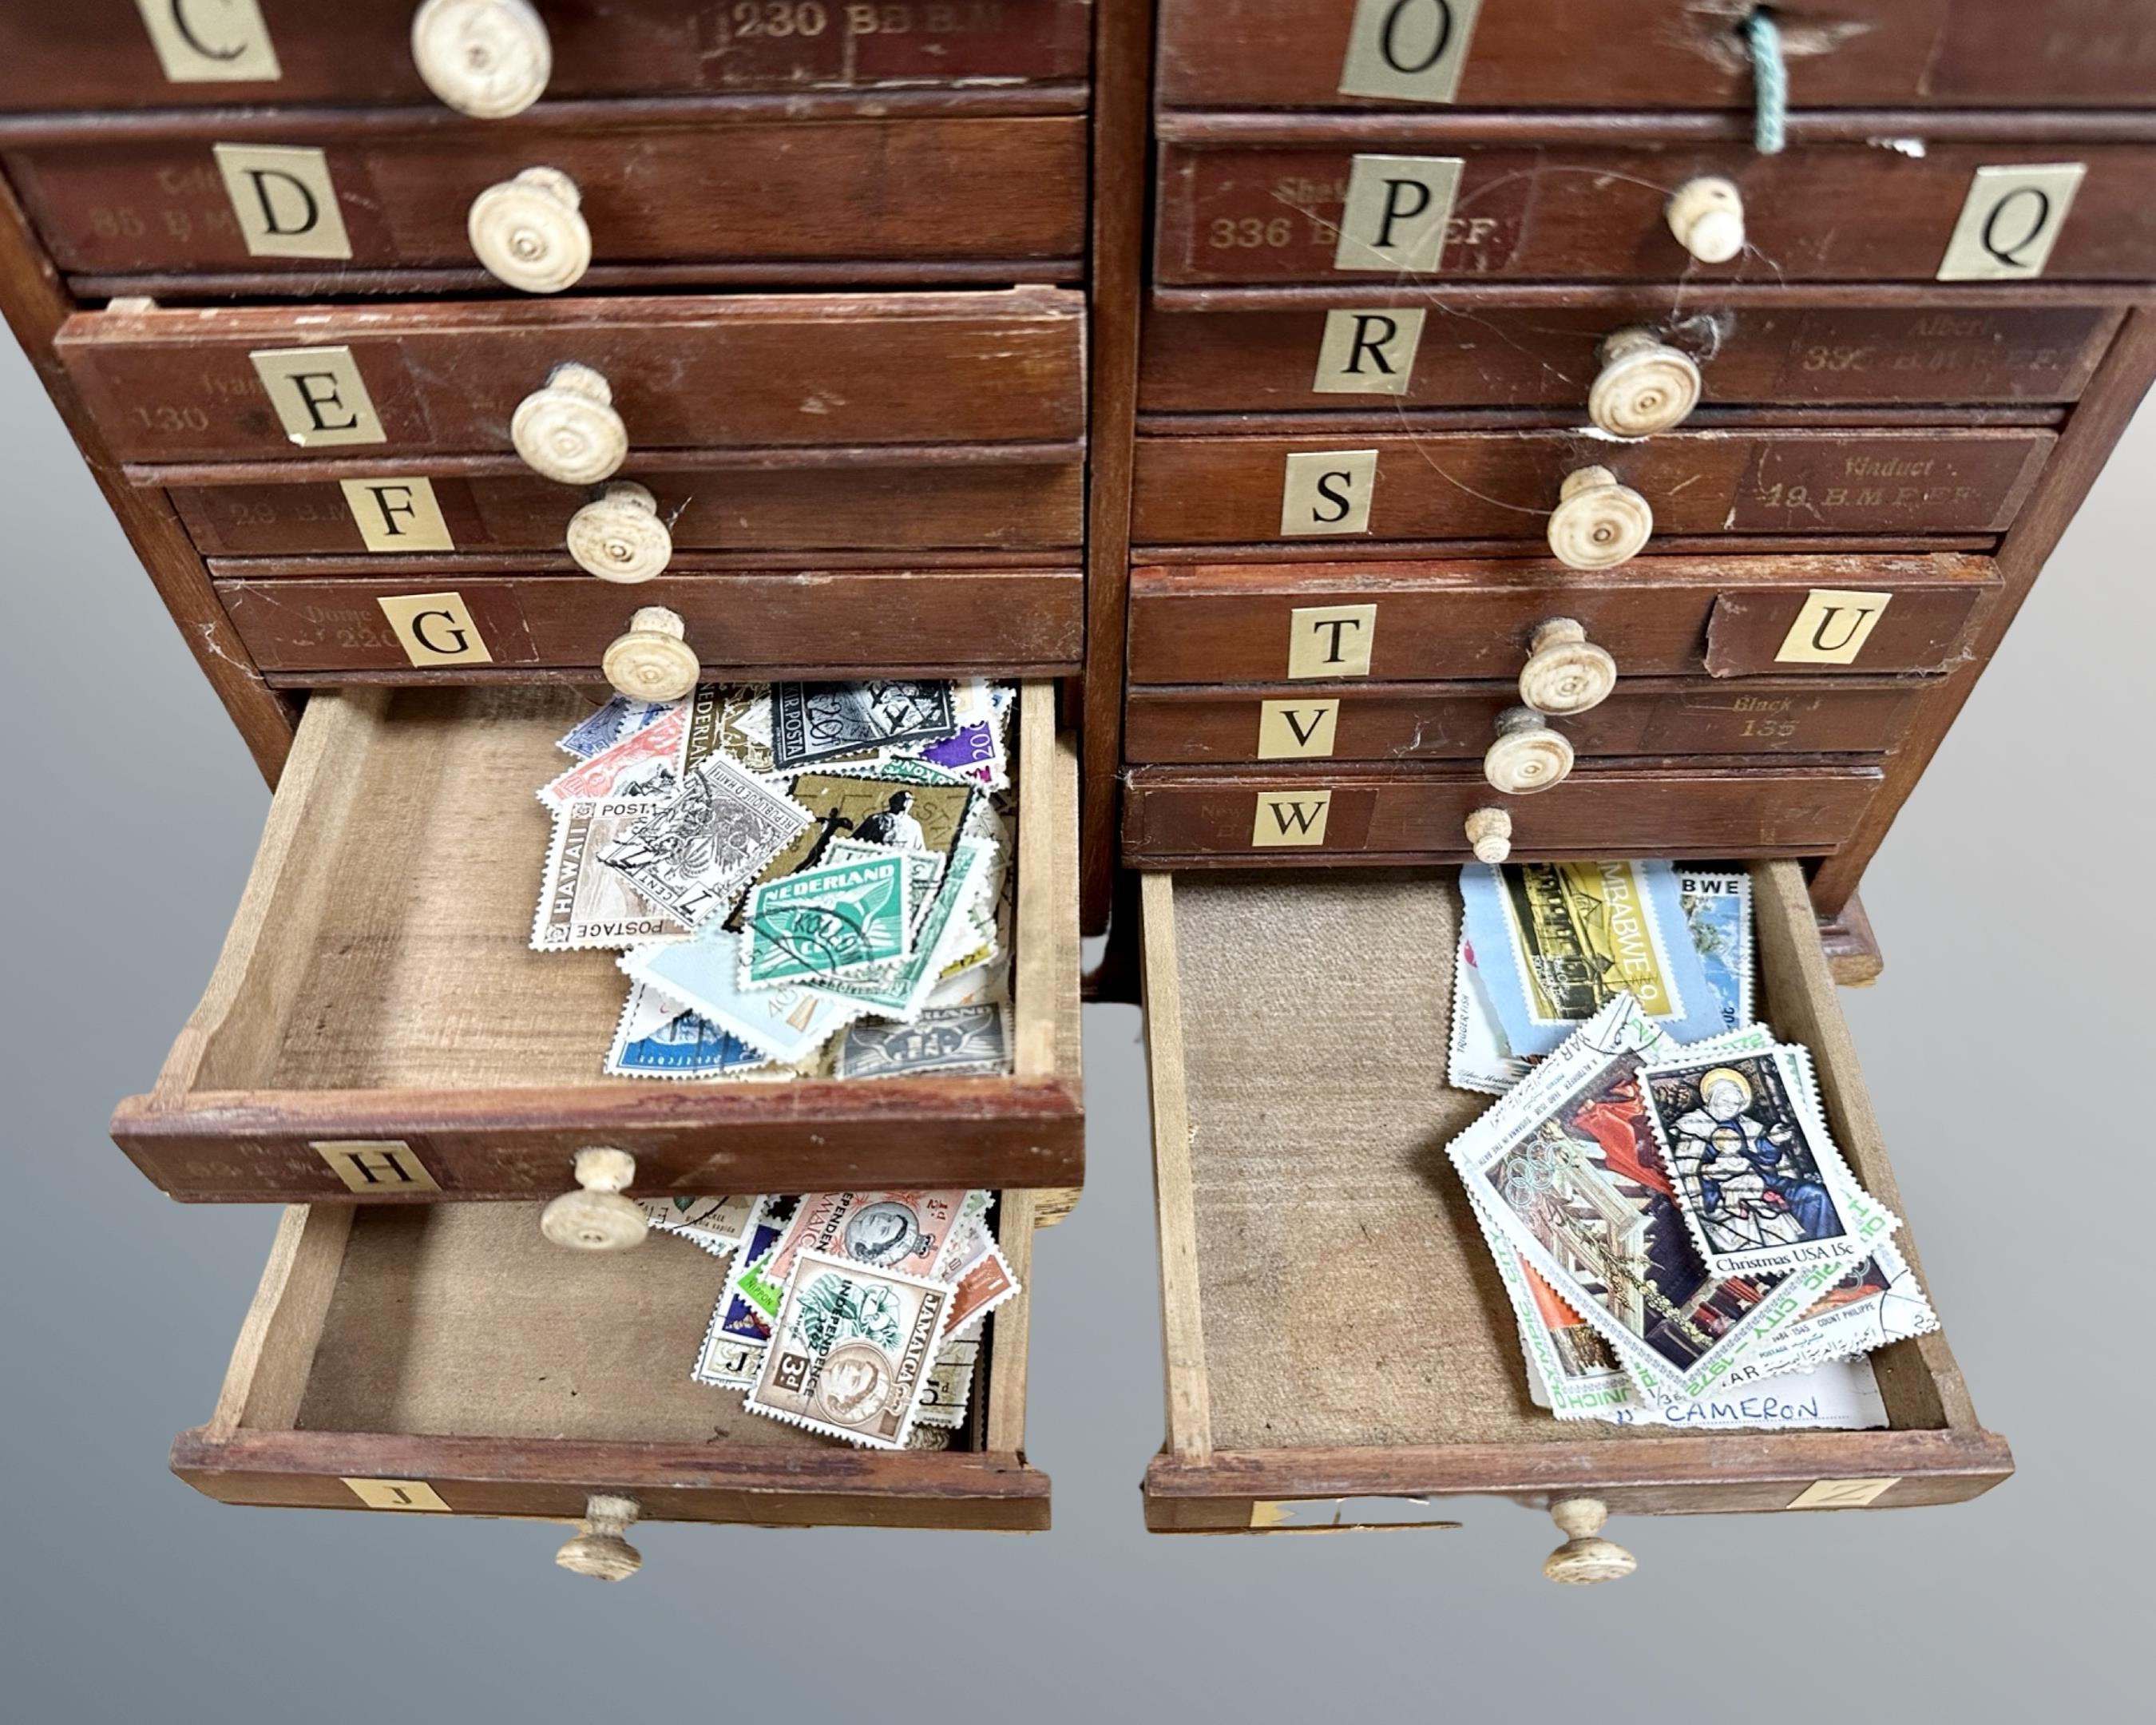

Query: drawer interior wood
[1141,861,2009,1529]
[172,1194,1047,1530]
[113,682,1083,1199]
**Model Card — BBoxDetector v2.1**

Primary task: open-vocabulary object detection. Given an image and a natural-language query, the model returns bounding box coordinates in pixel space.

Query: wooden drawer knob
[1588,327,1702,436]
[1484,707,1574,795]
[1464,807,1512,864]
[1547,466,1652,571]
[555,1494,642,1581]
[1519,617,1617,716]
[539,1148,646,1252]
[468,165,591,294]
[1543,1498,1636,1584]
[602,607,699,703]
[567,482,672,584]
[1665,175,1746,264]
[512,363,627,486]
[411,0,552,118]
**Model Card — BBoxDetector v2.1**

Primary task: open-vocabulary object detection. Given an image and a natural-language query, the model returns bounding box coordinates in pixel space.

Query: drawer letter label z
[1253,791,1334,847]
[135,0,281,81]
[214,143,351,260]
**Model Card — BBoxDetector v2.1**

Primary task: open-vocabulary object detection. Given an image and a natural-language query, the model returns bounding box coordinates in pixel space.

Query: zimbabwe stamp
[606,979,774,1081]
[739,852,912,987]
[1640,1047,1881,1278]
[621,930,863,1066]
[763,1190,969,1294]
[836,1003,1012,1080]
[532,799,684,950]
[773,680,958,768]
[599,753,810,930]
[746,1251,953,1449]
[541,706,688,807]
[1674,865,1755,1031]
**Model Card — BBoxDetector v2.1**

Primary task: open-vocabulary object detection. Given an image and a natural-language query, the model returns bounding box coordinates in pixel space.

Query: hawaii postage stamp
[532,798,685,950]
[641,1193,754,1256]
[773,680,959,769]
[1674,865,1755,1031]
[746,1250,953,1449]
[541,706,688,807]
[835,1003,1012,1079]
[739,852,913,987]
[599,753,810,930]
[762,1189,969,1295]
[621,929,864,1066]
[605,979,775,1080]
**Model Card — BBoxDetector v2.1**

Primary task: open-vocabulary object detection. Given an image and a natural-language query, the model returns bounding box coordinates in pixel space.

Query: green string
[1746,9,1788,156]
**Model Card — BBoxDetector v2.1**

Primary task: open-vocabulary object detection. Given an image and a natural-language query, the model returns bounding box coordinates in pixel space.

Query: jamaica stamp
[773,680,958,769]
[532,798,684,950]
[598,753,810,930]
[739,852,913,987]
[746,1250,953,1449]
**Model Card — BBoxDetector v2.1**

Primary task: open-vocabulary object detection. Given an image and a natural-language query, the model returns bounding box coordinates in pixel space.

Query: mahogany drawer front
[176,1200,1048,1543]
[1,2,1092,109]
[1123,676,1932,767]
[1132,426,2053,549]
[1155,134,2156,287]
[1156,0,2156,110]
[215,566,1084,680]
[6,104,1087,284]
[58,290,1087,463]
[111,683,1084,1200]
[1139,864,2009,1546]
[1128,556,1999,687]
[1121,761,1883,863]
[1139,291,2128,415]
[168,454,1084,557]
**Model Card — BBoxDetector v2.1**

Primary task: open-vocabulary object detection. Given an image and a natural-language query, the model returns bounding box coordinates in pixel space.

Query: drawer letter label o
[249,346,386,448]
[1937,163,2086,282]
[1776,589,1892,666]
[1338,0,1483,105]
[135,0,282,82]
[1281,450,1378,537]
[378,592,493,667]
[214,142,351,260]
[1334,155,1463,273]
[341,477,455,553]
[1253,791,1334,847]
[1313,308,1427,395]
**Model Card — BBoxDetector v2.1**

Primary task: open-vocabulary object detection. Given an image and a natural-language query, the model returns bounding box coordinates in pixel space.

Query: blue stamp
[1674,865,1755,1032]
[607,979,771,1079]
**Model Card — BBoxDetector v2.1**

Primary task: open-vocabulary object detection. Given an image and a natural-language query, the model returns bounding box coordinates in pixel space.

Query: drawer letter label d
[214,143,352,260]
[1252,791,1334,847]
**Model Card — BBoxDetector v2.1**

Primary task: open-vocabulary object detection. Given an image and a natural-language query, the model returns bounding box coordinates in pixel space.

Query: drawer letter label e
[214,143,351,260]
[1338,0,1484,105]
[249,346,385,448]
[1776,589,1892,666]
[135,0,281,82]
[377,593,493,667]
[1253,791,1334,847]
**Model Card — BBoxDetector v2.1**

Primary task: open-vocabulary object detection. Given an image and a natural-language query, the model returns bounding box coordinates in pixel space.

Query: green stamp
[739,1245,787,1322]
[741,853,911,987]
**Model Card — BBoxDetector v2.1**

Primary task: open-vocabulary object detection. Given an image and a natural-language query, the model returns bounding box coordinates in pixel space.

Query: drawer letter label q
[1287,604,1377,678]
[311,1140,442,1192]
[213,142,351,260]
[1281,450,1378,537]
[1258,699,1342,759]
[1937,163,2086,282]
[1313,308,1427,395]
[340,478,455,553]
[342,1478,452,1512]
[134,0,281,82]
[1776,589,1892,666]
[377,592,493,668]
[1338,0,1484,105]
[1252,790,1334,847]
[1334,155,1463,273]
[249,346,386,448]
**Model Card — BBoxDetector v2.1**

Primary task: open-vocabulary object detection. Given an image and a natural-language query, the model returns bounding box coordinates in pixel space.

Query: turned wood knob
[1484,707,1574,795]
[602,607,699,703]
[1547,466,1653,571]
[1520,617,1617,716]
[411,0,552,118]
[539,1148,646,1253]
[468,165,590,294]
[511,363,627,486]
[1665,175,1746,264]
[1543,1498,1637,1584]
[1464,807,1512,865]
[567,482,672,584]
[1588,326,1702,436]
[555,1494,642,1581]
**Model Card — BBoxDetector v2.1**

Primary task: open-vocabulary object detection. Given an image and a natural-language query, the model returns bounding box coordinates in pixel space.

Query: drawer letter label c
[134,0,282,83]
[377,592,494,667]
[1776,589,1892,665]
[1313,308,1427,395]
[249,346,386,448]
[214,142,352,260]
[1338,0,1483,105]
[1252,791,1334,847]
[1281,450,1378,537]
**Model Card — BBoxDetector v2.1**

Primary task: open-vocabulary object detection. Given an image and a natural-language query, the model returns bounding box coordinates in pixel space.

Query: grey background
[0,321,2145,1719]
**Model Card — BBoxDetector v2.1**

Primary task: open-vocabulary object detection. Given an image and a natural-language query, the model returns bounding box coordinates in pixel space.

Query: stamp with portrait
[761,1189,969,1297]
[746,1251,953,1449]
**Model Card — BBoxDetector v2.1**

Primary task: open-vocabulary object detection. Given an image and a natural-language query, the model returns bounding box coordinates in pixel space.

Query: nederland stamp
[622,929,864,1066]
[1674,865,1755,1031]
[532,799,684,950]
[836,1003,1012,1080]
[541,706,688,807]
[599,753,810,930]
[914,1334,981,1430]
[824,838,945,938]
[678,682,776,775]
[746,1250,953,1449]
[739,852,913,987]
[606,978,774,1081]
[810,838,992,1022]
[773,680,958,768]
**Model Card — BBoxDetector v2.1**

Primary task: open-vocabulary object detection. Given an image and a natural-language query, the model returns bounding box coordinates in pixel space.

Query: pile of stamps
[533,680,1017,1083]
[1448,862,1936,1431]
[640,1189,1018,1449]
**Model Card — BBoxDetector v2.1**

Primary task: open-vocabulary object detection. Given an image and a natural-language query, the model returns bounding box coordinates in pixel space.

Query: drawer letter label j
[1776,589,1892,666]
[1252,791,1334,847]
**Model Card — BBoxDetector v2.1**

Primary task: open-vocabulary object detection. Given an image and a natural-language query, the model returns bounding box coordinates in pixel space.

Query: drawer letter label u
[1776,589,1892,666]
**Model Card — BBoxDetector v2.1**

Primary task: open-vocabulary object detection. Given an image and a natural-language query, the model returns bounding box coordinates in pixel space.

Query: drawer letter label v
[1252,790,1334,847]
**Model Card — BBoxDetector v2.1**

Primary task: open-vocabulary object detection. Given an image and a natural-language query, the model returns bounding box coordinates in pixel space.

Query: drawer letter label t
[1338,0,1484,104]
[1777,589,1892,665]
[134,0,281,81]
[1288,604,1377,678]
[214,142,351,260]
[249,346,386,447]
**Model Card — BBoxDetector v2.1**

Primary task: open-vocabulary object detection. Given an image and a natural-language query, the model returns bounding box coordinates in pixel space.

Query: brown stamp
[745,1251,952,1449]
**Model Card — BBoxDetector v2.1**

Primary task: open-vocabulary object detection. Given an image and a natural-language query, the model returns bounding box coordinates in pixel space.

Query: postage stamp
[1460,861,1724,1058]
[773,680,958,768]
[944,1227,1019,1338]
[810,838,991,1022]
[641,1193,754,1256]
[605,979,775,1081]
[1447,936,1536,1096]
[532,798,684,950]
[750,1191,969,1320]
[557,694,673,760]
[692,1325,767,1390]
[678,681,776,775]
[599,753,811,930]
[621,929,864,1066]
[824,838,945,938]
[541,706,689,807]
[734,1243,787,1322]
[765,771,979,889]
[836,1003,1013,1080]
[1745,1235,1938,1381]
[1674,865,1755,1032]
[704,1196,798,1354]
[914,1334,981,1430]
[739,852,913,988]
[1639,1046,1884,1278]
[746,1250,954,1449]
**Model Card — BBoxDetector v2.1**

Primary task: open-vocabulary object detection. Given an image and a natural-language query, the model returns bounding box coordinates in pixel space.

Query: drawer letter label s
[1334,155,1463,272]
[1937,164,2086,282]
[1313,308,1427,395]
[213,143,351,260]
[377,593,493,667]
[340,478,455,553]
[1338,0,1483,105]
[134,0,281,82]
[1287,604,1378,678]
[249,346,386,447]
[1258,700,1342,759]
[1281,450,1378,537]
[1776,589,1892,666]
[311,1140,442,1193]
[1252,791,1334,847]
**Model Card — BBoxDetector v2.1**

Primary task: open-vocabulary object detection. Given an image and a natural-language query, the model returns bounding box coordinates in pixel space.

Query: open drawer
[172,1192,1049,1575]
[113,683,1081,1203]
[1139,862,2009,1576]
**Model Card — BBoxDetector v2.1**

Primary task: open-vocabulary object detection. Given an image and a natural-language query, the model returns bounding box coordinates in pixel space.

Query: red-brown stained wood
[1155,136,2156,285]
[0,1,1092,109]
[1126,556,1999,684]
[1131,426,2052,545]
[60,290,1086,462]
[1123,676,1931,764]
[1120,760,1884,860]
[214,566,1085,676]
[1140,292,2126,414]
[1155,0,2156,110]
[6,103,1086,279]
[168,453,1083,557]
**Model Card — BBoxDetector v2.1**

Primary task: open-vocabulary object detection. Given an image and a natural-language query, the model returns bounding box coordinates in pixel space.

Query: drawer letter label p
[1334,155,1463,273]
